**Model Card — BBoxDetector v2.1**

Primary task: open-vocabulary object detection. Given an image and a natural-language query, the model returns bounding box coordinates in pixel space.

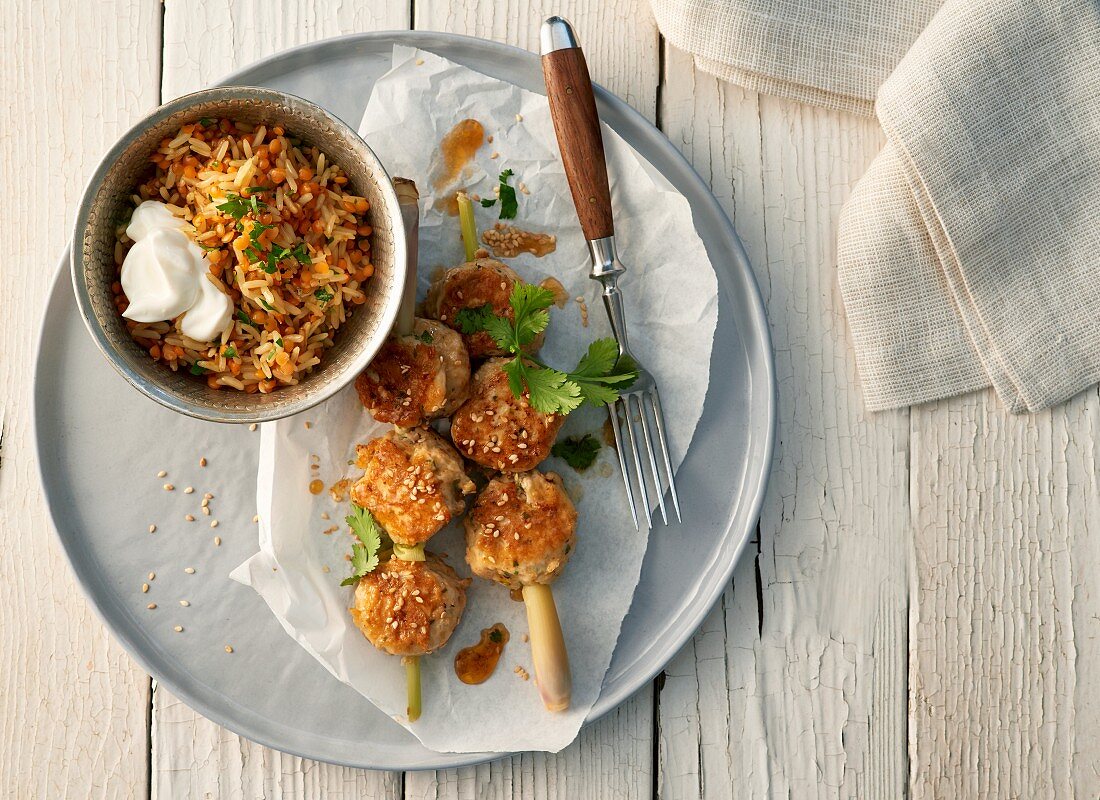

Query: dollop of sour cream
[120,201,233,342]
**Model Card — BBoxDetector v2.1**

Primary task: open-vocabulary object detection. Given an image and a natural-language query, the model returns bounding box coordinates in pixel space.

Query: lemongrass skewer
[404,656,422,722]
[393,177,420,336]
[522,583,571,711]
[456,191,479,263]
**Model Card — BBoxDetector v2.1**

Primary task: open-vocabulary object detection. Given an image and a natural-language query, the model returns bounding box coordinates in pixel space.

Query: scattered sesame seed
[202,498,210,507]
[173,625,183,633]
[203,493,214,500]
[210,519,219,528]
[185,514,195,522]
[163,484,174,491]
[249,423,257,431]
[304,421,312,429]
[320,512,330,521]
[148,572,155,581]
[199,457,207,467]
[515,113,523,122]
[156,470,167,478]
[521,633,529,643]
[183,486,194,494]
[490,151,499,159]
[224,645,234,653]
[184,567,196,574]
[141,583,149,593]
[253,514,260,523]
[214,536,221,546]
[147,603,157,610]
[321,565,330,573]
[148,524,157,533]
[415,57,425,65]
[202,507,211,516]
[487,134,494,144]
[179,600,190,607]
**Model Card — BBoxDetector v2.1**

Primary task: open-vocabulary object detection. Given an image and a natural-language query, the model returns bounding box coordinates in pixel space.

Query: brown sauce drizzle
[482,223,557,258]
[433,119,485,216]
[454,623,510,685]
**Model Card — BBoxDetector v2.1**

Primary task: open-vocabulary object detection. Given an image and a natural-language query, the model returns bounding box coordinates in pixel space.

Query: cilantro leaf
[497,169,518,219]
[340,505,383,586]
[259,298,274,311]
[199,117,215,128]
[509,284,554,345]
[235,310,258,328]
[222,345,237,358]
[454,303,494,335]
[188,363,208,376]
[291,242,311,264]
[480,198,497,208]
[314,287,334,304]
[415,330,434,344]
[275,337,284,348]
[551,434,602,471]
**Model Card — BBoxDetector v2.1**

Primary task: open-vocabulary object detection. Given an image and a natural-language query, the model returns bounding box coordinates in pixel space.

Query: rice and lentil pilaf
[112,118,375,393]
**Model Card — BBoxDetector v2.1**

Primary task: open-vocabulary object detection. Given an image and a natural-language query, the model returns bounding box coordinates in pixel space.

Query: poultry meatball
[465,470,577,589]
[351,427,476,546]
[425,258,544,358]
[450,358,565,472]
[350,555,469,656]
[354,318,470,426]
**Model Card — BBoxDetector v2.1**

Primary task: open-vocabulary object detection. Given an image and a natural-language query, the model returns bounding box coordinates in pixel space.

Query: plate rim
[37,29,776,771]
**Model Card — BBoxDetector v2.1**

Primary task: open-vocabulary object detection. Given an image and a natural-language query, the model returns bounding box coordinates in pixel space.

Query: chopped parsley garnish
[248,221,272,244]
[339,505,384,586]
[199,117,215,128]
[222,345,237,359]
[291,242,311,265]
[489,628,504,644]
[314,287,334,304]
[415,330,434,344]
[216,194,256,222]
[188,363,208,376]
[480,198,497,208]
[458,284,638,414]
[275,337,284,348]
[235,310,258,328]
[259,298,274,311]
[552,434,602,471]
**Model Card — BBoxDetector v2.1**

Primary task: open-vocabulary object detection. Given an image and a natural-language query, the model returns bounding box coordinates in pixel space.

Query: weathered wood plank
[0,1,161,797]
[405,1,659,796]
[657,45,910,798]
[909,392,1100,798]
[153,2,408,796]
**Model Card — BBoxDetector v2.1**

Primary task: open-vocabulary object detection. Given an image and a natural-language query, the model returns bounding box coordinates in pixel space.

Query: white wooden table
[3,0,1096,797]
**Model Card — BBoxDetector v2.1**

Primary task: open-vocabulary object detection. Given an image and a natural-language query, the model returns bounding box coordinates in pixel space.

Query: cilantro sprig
[340,505,384,587]
[457,284,638,414]
[551,433,602,471]
[478,169,519,220]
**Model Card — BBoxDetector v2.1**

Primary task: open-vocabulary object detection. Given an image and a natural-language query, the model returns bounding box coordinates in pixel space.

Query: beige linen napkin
[650,0,941,115]
[838,0,1100,413]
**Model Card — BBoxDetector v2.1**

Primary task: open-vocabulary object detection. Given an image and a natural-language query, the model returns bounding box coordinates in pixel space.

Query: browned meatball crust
[351,427,476,546]
[350,555,469,656]
[465,470,577,589]
[450,359,564,472]
[354,318,469,427]
[424,258,544,359]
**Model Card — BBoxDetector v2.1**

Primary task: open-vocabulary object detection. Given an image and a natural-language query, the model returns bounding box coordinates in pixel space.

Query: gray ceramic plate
[35,32,775,770]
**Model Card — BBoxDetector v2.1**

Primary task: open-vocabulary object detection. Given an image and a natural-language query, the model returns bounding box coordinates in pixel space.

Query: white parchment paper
[232,46,717,754]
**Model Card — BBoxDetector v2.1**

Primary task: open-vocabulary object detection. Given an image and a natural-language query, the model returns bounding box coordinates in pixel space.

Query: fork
[540,16,682,529]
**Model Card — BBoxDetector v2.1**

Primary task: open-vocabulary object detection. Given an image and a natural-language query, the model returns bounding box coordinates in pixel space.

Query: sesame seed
[225,645,234,653]
[147,603,157,610]
[204,492,213,500]
[415,596,423,603]
[185,514,195,522]
[515,113,523,122]
[156,470,167,478]
[184,486,194,494]
[179,600,190,607]
[199,457,207,467]
[202,507,210,516]
[210,519,219,528]
[514,532,520,540]
[214,536,221,546]
[304,421,312,429]
[320,512,330,521]
[521,634,529,643]
[148,524,157,533]
[249,423,257,431]
[173,625,183,633]
[253,515,260,523]
[148,572,155,580]
[490,151,499,159]
[184,567,195,574]
[163,484,174,491]
[415,57,425,65]
[141,583,149,593]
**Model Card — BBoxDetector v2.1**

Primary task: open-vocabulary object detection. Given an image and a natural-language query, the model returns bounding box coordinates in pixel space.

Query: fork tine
[622,394,652,529]
[637,394,668,525]
[649,388,681,522]
[607,402,639,530]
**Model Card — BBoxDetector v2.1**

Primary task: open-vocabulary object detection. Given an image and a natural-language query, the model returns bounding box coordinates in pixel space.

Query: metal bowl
[71,86,405,423]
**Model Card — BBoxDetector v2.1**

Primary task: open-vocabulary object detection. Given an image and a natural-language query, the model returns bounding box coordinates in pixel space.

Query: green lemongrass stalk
[393,539,426,721]
[403,656,422,722]
[457,191,478,262]
[522,583,571,712]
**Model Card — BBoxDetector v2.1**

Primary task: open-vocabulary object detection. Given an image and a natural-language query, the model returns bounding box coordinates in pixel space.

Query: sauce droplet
[538,277,569,308]
[308,479,324,495]
[454,623,510,685]
[433,119,485,193]
[482,223,557,259]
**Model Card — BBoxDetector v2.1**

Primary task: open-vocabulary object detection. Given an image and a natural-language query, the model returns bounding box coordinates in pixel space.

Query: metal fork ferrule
[587,236,625,279]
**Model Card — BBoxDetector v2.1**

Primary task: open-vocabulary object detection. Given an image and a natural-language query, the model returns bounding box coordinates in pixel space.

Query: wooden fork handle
[540,18,614,242]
